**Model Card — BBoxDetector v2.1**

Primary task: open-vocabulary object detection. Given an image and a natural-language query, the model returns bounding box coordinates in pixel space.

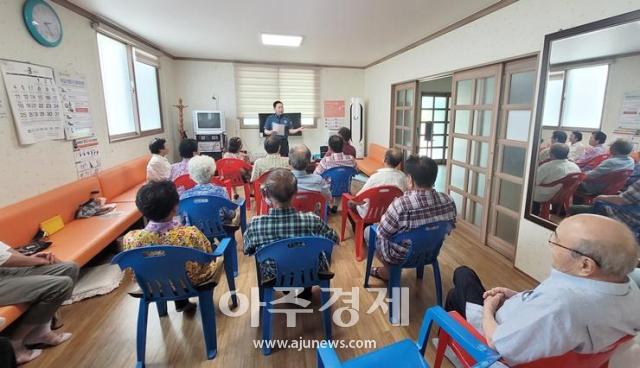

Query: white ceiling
[550,20,640,65]
[69,0,500,67]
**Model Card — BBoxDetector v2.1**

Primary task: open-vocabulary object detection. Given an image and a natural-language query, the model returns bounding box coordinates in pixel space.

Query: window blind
[235,64,320,120]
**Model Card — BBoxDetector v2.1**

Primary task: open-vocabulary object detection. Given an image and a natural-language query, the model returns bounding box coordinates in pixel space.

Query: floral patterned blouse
[123,220,221,285]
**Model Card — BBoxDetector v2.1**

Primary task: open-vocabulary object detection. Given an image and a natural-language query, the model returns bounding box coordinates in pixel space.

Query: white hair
[188,155,216,184]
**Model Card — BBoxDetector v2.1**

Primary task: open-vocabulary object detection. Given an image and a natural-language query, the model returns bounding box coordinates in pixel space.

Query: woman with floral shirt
[123,180,222,313]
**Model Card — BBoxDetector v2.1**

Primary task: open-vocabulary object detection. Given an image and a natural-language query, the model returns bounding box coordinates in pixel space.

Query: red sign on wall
[324,100,345,118]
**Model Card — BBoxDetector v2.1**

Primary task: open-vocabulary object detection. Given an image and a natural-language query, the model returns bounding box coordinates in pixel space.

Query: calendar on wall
[0,60,65,144]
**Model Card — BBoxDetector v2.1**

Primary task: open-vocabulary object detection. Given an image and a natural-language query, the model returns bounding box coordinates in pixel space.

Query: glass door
[446,64,502,241]
[391,81,418,155]
[487,57,538,259]
[419,93,451,164]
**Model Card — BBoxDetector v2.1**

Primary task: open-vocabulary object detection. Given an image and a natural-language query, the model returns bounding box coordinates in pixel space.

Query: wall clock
[23,0,63,47]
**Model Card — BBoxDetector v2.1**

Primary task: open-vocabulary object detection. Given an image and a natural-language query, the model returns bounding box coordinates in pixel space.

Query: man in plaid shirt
[243,169,339,286]
[367,155,457,281]
[314,135,356,175]
[571,178,640,235]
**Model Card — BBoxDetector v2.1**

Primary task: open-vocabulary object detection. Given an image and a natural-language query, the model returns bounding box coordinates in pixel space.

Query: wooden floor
[27,206,537,368]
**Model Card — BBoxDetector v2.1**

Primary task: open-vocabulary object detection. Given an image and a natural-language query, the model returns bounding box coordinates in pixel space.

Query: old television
[192,110,225,134]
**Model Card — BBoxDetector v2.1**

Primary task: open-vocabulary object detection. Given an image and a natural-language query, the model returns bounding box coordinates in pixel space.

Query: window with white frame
[235,64,319,127]
[97,33,163,140]
[542,64,609,130]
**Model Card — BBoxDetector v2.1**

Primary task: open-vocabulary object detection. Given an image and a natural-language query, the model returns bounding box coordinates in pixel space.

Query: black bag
[17,230,52,255]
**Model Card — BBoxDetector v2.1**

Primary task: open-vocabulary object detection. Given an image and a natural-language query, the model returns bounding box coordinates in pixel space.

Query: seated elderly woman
[123,180,222,313]
[445,214,640,365]
[181,155,237,225]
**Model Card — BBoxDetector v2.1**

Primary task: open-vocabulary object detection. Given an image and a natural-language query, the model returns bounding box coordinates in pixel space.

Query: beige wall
[0,1,178,207]
[173,60,364,156]
[363,0,640,281]
[540,53,640,145]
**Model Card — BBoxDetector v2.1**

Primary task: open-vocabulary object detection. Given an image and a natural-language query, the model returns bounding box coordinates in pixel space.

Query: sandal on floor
[25,332,72,349]
[370,267,388,282]
[16,348,42,365]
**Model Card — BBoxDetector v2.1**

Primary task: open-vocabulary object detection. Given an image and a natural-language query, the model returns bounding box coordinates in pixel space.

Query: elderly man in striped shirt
[314,135,356,175]
[366,155,457,281]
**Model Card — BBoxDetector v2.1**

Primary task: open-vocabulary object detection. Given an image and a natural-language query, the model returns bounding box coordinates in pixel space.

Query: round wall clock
[23,0,63,47]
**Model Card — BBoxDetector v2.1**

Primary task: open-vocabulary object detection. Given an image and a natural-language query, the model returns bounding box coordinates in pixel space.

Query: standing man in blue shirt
[264,100,303,157]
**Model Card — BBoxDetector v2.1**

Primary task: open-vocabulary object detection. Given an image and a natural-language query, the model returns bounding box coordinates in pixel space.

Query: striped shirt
[376,189,457,264]
[243,207,338,280]
[575,144,607,170]
[314,152,356,175]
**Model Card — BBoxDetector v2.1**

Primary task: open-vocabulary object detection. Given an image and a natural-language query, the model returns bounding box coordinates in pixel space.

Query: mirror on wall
[525,10,640,229]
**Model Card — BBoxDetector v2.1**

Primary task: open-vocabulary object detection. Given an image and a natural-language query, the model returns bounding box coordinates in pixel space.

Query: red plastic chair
[292,191,328,222]
[575,169,633,205]
[216,158,253,210]
[257,192,328,222]
[538,172,585,220]
[340,186,403,261]
[252,170,274,216]
[435,311,633,368]
[174,174,196,191]
[577,153,610,170]
[174,174,234,199]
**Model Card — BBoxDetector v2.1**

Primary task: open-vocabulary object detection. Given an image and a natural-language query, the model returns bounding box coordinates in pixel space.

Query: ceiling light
[261,33,303,47]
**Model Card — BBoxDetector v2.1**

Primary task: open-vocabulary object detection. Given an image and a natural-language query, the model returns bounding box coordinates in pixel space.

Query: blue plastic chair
[179,195,247,308]
[316,305,499,368]
[593,201,640,241]
[321,166,358,200]
[112,245,227,367]
[364,221,452,324]
[255,237,335,355]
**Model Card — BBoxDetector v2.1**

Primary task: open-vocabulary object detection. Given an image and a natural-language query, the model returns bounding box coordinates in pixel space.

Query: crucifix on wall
[173,98,188,140]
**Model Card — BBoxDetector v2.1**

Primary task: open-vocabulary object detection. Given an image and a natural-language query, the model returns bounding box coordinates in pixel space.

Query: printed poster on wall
[324,100,345,118]
[0,60,64,144]
[72,134,101,179]
[58,72,93,140]
[0,95,7,120]
[619,91,640,130]
[323,100,347,130]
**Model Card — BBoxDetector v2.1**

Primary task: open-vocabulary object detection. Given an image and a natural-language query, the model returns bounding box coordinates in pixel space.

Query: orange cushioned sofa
[0,155,149,331]
[356,143,387,177]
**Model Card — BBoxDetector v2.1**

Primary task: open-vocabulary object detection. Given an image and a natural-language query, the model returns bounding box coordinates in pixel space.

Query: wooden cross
[173,98,188,140]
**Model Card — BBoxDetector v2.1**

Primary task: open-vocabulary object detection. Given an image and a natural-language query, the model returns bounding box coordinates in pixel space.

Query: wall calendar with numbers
[0,60,64,144]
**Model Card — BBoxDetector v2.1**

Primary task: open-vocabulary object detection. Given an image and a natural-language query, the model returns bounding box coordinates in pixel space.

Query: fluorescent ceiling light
[261,33,303,47]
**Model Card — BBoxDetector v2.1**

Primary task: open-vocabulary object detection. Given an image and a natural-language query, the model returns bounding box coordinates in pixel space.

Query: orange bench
[98,155,149,203]
[356,143,387,176]
[0,155,148,331]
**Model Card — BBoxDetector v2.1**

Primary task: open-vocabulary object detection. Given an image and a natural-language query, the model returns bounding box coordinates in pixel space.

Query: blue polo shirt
[466,269,640,365]
[264,114,292,137]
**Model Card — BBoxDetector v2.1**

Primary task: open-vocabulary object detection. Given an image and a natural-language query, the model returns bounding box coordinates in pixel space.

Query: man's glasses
[548,232,601,268]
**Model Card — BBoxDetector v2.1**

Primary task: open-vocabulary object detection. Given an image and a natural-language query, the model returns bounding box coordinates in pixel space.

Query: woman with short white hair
[181,155,236,222]
[188,155,216,185]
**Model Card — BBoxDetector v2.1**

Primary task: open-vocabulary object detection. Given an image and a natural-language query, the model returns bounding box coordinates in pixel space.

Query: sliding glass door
[446,65,502,242]
[487,57,538,259]
[390,81,418,156]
